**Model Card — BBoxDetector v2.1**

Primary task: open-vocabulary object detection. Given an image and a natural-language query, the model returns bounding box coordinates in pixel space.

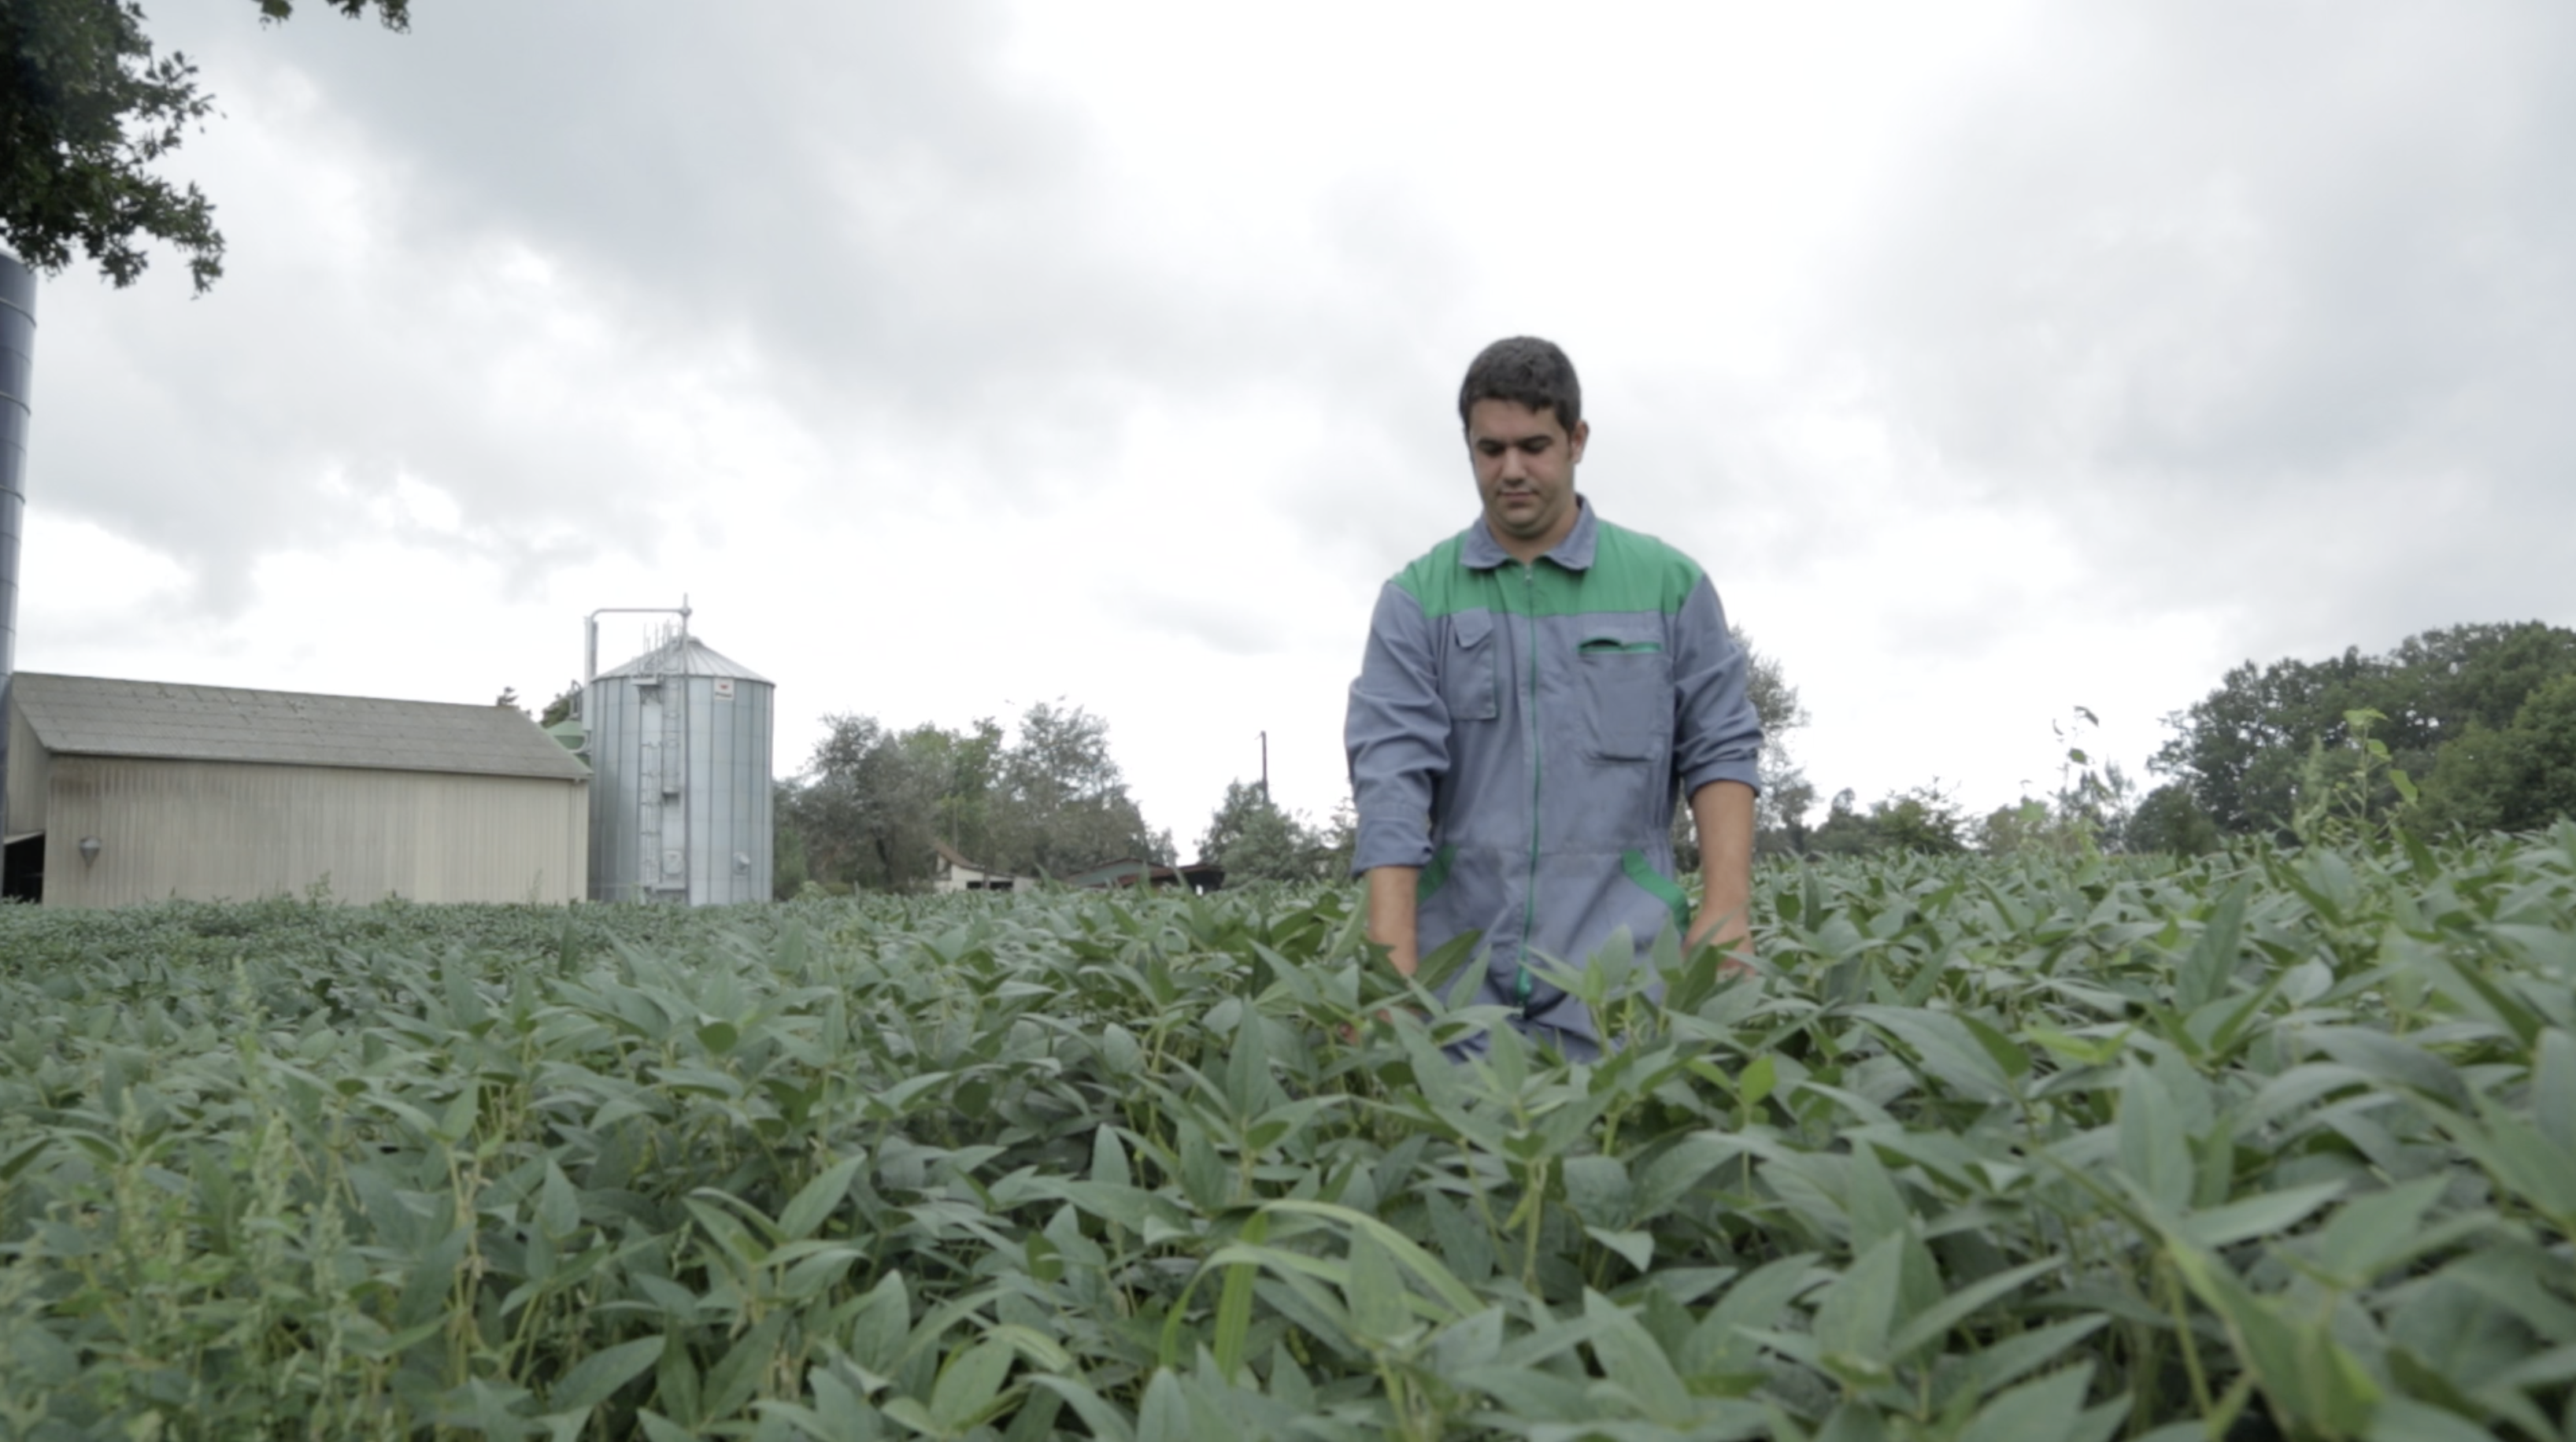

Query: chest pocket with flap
[1442,610,1501,722]
[1575,617,1671,761]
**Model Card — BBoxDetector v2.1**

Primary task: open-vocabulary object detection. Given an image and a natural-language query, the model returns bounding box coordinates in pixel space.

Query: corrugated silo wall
[685,674,772,904]
[587,675,641,902]
[587,671,772,904]
[0,258,35,832]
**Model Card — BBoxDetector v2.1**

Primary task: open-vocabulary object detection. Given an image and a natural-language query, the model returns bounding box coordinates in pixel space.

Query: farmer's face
[1468,398,1587,555]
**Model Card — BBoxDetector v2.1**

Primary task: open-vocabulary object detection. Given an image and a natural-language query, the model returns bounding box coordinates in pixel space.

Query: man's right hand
[1364,866,1421,978]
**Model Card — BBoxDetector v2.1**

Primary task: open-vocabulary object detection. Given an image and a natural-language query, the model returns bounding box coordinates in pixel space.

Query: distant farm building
[1066,856,1225,893]
[4,674,588,906]
[931,842,1031,893]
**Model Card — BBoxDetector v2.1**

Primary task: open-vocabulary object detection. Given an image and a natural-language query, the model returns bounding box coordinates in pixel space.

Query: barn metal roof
[11,673,591,782]
[597,634,770,683]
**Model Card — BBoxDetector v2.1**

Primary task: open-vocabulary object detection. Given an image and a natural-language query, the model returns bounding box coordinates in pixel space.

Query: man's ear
[1567,419,1590,465]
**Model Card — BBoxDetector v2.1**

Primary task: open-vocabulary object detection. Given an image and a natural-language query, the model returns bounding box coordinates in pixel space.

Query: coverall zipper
[1516,561,1541,1010]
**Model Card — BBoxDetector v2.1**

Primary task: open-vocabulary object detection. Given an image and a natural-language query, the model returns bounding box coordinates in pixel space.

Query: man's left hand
[1686,911,1757,978]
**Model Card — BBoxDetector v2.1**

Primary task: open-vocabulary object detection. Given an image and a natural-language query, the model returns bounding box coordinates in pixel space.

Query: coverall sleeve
[1345,582,1448,874]
[1671,575,1764,800]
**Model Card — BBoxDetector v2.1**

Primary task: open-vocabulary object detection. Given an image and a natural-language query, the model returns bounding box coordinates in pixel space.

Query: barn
[3,673,589,906]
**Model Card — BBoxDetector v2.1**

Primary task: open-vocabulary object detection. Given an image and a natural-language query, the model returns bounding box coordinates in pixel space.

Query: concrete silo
[584,627,773,904]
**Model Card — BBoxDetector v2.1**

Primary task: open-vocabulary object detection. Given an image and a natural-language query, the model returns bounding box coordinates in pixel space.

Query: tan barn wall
[39,756,587,906]
[6,705,45,836]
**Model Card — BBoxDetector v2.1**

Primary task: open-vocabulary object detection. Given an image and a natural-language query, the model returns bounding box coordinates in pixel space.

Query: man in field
[1345,337,1763,1059]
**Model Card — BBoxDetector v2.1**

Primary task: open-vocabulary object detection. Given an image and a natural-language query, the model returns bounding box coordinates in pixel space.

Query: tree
[775,701,1164,893]
[2127,782,2221,857]
[784,713,945,892]
[537,681,580,728]
[1196,779,1323,884]
[2152,622,2576,837]
[1674,625,1815,865]
[1978,708,2141,857]
[771,780,812,899]
[1810,783,1967,858]
[2411,675,2576,836]
[985,701,1162,877]
[1,0,408,294]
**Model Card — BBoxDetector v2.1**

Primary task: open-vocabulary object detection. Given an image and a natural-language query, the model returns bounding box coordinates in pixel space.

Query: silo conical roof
[598,634,771,683]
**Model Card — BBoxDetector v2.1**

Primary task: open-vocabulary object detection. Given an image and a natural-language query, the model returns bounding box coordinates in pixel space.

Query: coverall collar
[1462,496,1598,573]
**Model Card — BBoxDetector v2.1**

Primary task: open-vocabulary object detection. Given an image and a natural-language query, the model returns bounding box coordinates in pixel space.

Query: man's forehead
[1465,397,1569,441]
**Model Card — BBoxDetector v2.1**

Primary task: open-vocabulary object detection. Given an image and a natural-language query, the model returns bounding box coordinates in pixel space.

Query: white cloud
[12,0,2571,850]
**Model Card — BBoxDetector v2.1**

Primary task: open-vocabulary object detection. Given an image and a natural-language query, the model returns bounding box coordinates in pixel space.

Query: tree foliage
[1971,708,2139,858]
[2126,781,2221,857]
[2411,674,2576,837]
[777,701,1164,894]
[536,681,580,729]
[0,0,407,293]
[1195,779,1327,884]
[1810,783,1968,857]
[1673,625,1815,866]
[2152,621,2576,838]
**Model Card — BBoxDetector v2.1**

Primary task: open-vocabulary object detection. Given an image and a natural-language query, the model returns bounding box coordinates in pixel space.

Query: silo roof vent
[598,634,771,683]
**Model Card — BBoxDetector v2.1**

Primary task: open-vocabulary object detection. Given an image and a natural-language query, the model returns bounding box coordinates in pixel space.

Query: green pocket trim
[1579,639,1665,654]
[1620,849,1693,935]
[1416,844,1456,904]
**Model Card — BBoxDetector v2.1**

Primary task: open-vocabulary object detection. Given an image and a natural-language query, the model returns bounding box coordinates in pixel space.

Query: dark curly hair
[1457,337,1582,433]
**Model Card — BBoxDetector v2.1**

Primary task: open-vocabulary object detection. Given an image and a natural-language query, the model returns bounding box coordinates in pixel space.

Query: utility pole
[1259,730,1270,801]
[0,256,35,853]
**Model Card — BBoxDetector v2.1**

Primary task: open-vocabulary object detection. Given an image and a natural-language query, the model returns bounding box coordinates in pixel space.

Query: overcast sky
[16,1,2573,849]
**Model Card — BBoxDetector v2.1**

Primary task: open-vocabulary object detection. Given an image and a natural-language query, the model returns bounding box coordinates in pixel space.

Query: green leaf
[2308,1176,2446,1288]
[2178,879,2250,1011]
[2117,1060,2194,1215]
[1260,1200,1483,1318]
[2534,1030,2576,1153]
[1345,1227,1409,1343]
[1586,1227,1655,1273]
[1092,1126,1131,1190]
[1636,1133,1741,1222]
[1582,1289,1693,1424]
[1964,1363,2112,1442]
[1563,1154,1634,1230]
[1212,1212,1268,1381]
[535,1159,582,1241]
[1961,1317,2113,1397]
[929,1338,1015,1435]
[846,1271,913,1374]
[703,1314,786,1421]
[438,1076,480,1143]
[547,1336,665,1414]
[2180,1181,2345,1249]
[1888,1256,2060,1360]
[2365,1397,2501,1442]
[779,1155,866,1242]
[1852,1006,2015,1104]
[1032,1378,1135,1442]
[1686,1254,1826,1376]
[1740,1052,1778,1110]
[1223,998,1271,1119]
[1812,1233,1906,1386]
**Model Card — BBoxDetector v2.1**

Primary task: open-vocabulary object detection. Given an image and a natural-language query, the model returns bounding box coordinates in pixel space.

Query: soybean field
[6,833,2576,1440]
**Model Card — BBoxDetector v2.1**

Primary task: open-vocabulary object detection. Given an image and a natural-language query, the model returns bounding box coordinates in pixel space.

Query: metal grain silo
[585,630,773,904]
